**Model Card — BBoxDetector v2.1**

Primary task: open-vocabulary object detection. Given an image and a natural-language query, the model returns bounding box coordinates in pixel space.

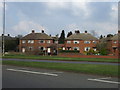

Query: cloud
[11,21,48,36]
[45,2,91,18]
[0,27,3,35]
[110,3,118,22]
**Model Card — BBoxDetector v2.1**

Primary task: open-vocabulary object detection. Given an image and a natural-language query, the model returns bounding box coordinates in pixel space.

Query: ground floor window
[28,46,33,51]
[73,47,79,50]
[39,47,46,51]
[67,47,71,50]
[84,47,90,51]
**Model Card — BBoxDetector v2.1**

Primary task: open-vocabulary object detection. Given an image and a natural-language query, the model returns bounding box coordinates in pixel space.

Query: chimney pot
[42,30,44,33]
[32,30,35,33]
[75,30,80,34]
[85,31,87,33]
[8,34,10,36]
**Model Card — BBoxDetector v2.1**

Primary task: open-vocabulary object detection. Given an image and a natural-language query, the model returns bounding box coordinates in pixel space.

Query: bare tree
[90,30,98,37]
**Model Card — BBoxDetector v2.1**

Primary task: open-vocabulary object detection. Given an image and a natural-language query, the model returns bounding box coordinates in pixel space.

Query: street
[2,65,119,88]
[2,58,120,65]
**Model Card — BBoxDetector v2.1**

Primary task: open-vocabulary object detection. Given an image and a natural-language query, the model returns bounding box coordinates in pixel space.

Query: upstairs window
[22,40,26,44]
[93,41,96,44]
[113,41,117,44]
[47,40,51,43]
[55,41,58,44]
[84,41,91,44]
[73,41,79,44]
[39,40,45,43]
[67,41,71,44]
[28,40,34,43]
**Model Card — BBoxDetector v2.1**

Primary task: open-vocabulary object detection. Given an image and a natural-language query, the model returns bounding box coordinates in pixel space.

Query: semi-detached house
[19,30,58,55]
[110,31,120,56]
[64,31,99,54]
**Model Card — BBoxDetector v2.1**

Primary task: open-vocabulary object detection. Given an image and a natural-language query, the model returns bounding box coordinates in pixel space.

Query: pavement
[2,58,120,65]
[2,65,119,88]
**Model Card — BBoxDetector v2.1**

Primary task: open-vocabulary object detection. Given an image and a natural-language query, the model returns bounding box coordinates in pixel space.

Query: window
[55,41,58,44]
[84,41,91,44]
[73,41,79,44]
[39,40,45,43]
[73,47,79,50]
[39,47,46,50]
[113,41,117,44]
[93,41,96,44]
[67,41,71,44]
[28,40,34,43]
[67,47,71,50]
[28,46,33,51]
[93,47,97,51]
[22,40,26,44]
[47,40,51,43]
[84,47,90,51]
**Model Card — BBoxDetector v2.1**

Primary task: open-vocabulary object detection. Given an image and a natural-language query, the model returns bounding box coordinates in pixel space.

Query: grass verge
[3,54,119,63]
[3,60,119,77]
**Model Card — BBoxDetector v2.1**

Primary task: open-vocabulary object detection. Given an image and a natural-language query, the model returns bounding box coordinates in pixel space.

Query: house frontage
[110,30,120,56]
[19,30,58,55]
[64,31,99,54]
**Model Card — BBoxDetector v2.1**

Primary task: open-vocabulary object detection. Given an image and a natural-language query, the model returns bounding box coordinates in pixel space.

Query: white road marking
[7,69,58,77]
[50,72,63,74]
[88,78,120,84]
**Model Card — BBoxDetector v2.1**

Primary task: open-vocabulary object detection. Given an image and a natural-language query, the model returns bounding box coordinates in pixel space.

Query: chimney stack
[8,34,10,36]
[118,30,120,34]
[42,30,44,33]
[85,31,87,33]
[32,30,35,33]
[75,30,80,34]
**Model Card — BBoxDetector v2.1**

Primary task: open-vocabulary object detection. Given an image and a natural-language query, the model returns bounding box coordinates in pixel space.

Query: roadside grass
[3,54,119,63]
[3,60,119,77]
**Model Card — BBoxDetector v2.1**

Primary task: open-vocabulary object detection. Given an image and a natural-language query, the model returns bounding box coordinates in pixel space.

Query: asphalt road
[2,58,120,65]
[2,65,119,88]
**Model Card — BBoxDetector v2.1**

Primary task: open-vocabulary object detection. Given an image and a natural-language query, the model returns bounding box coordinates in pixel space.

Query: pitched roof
[66,33,98,40]
[99,37,113,42]
[21,33,53,40]
[111,33,120,40]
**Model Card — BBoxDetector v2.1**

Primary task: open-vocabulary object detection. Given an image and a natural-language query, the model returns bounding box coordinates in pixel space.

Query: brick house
[110,30,120,56]
[64,31,99,54]
[19,30,58,55]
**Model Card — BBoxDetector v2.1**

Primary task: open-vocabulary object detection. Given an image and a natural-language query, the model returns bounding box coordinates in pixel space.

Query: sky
[0,0,119,38]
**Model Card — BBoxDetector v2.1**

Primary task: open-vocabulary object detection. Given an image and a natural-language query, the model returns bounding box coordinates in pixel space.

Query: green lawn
[3,60,119,77]
[3,54,119,63]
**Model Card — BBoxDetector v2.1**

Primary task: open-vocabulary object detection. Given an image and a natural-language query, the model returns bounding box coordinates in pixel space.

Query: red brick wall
[65,40,99,54]
[19,39,53,52]
[58,53,118,59]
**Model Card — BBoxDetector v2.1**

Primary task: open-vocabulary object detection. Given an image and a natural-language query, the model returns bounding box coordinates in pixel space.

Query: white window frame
[84,41,91,44]
[28,46,33,51]
[84,47,90,51]
[93,41,96,44]
[28,40,34,43]
[113,41,117,44]
[73,47,79,50]
[39,40,45,43]
[22,40,26,44]
[39,47,45,50]
[55,41,58,44]
[47,40,51,43]
[67,41,71,44]
[73,41,79,44]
